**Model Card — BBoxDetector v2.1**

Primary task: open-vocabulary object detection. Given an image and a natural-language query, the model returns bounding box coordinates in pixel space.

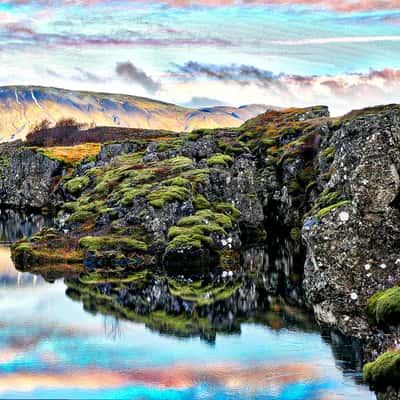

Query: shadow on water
[0,209,375,399]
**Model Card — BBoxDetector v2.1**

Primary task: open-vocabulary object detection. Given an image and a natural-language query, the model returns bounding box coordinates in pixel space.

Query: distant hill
[0,86,272,142]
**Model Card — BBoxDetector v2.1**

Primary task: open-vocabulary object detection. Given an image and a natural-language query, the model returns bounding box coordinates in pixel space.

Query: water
[0,210,375,399]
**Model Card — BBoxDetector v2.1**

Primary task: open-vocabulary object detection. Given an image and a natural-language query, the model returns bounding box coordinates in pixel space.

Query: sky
[0,0,400,115]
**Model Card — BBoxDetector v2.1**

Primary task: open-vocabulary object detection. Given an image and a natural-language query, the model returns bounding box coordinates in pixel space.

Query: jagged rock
[0,141,62,208]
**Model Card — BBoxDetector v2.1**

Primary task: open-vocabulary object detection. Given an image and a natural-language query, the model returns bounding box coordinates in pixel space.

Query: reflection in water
[0,209,52,287]
[0,210,375,399]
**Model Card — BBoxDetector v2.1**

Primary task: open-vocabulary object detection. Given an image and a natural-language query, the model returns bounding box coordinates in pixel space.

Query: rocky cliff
[6,103,400,398]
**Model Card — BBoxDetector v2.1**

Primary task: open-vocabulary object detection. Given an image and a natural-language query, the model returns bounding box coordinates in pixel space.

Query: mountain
[0,86,271,142]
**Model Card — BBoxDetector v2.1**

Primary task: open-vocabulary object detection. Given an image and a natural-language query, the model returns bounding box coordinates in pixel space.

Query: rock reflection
[62,243,315,343]
[0,209,54,287]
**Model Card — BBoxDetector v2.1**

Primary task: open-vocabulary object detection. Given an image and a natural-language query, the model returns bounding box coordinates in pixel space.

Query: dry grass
[40,143,102,165]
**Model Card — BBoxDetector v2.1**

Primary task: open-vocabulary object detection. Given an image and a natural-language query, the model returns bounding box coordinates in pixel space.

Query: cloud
[169,62,400,116]
[8,0,400,13]
[271,35,400,45]
[115,62,161,93]
[43,67,107,83]
[174,62,279,86]
[73,67,107,83]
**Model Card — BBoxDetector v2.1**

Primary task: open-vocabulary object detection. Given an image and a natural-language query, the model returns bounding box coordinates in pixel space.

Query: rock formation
[4,103,400,398]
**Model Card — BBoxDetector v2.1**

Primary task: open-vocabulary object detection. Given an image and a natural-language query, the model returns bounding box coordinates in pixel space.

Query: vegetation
[206,153,233,166]
[64,175,91,195]
[79,235,148,252]
[365,286,400,326]
[36,143,102,166]
[363,350,400,390]
[26,118,178,147]
[316,200,351,221]
[167,209,235,250]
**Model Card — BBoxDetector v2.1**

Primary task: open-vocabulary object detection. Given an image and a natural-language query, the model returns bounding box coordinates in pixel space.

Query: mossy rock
[79,235,148,253]
[206,153,233,167]
[321,146,335,161]
[192,194,210,210]
[363,350,400,391]
[316,200,350,221]
[365,286,400,326]
[66,210,95,224]
[148,185,190,208]
[65,176,90,195]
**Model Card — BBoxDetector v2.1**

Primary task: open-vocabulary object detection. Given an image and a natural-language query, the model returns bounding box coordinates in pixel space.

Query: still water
[0,210,375,399]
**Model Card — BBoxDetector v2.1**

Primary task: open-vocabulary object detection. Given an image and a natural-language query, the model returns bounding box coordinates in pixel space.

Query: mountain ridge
[0,85,272,142]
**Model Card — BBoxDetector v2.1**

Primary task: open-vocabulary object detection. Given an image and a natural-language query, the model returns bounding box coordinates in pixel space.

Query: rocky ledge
[6,103,400,397]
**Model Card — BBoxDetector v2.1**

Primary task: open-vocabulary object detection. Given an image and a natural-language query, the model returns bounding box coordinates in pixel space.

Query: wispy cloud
[5,0,400,13]
[271,36,400,45]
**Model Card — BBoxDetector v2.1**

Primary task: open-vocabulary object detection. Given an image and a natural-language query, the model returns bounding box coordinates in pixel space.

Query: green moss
[192,194,210,210]
[213,202,241,220]
[290,227,302,241]
[321,146,335,161]
[12,241,33,254]
[168,279,241,306]
[65,176,90,195]
[79,235,148,252]
[363,350,400,390]
[206,153,233,167]
[181,168,210,184]
[162,156,193,172]
[164,176,190,187]
[167,208,235,250]
[66,210,95,223]
[167,230,213,250]
[365,286,400,326]
[120,185,151,206]
[316,200,350,221]
[148,185,190,208]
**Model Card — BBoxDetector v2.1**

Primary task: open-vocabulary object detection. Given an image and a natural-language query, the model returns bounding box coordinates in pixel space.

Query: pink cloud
[1,0,399,13]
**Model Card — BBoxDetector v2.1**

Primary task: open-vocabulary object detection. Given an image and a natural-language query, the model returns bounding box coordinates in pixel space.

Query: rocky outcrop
[0,141,63,208]
[302,107,400,341]
[9,103,400,397]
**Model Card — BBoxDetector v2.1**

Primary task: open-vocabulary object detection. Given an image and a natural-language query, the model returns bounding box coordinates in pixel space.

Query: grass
[37,143,101,166]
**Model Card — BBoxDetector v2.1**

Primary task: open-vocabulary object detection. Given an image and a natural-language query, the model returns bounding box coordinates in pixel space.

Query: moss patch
[206,153,233,167]
[363,350,400,391]
[65,176,90,195]
[79,235,148,252]
[148,185,190,208]
[365,286,400,326]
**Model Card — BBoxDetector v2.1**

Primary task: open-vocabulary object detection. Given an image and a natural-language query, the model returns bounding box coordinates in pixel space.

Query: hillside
[0,86,270,142]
